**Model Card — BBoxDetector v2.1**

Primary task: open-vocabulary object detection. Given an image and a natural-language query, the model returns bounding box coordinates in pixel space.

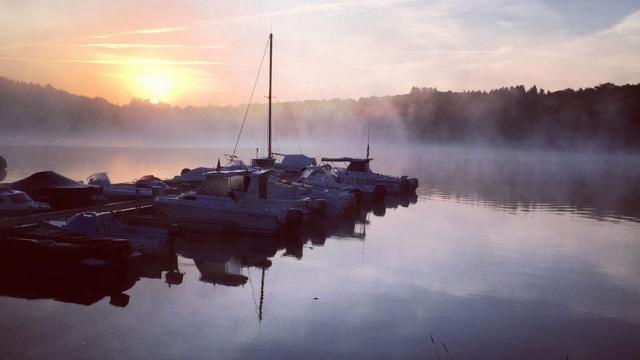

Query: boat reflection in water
[0,254,138,307]
[0,196,412,311]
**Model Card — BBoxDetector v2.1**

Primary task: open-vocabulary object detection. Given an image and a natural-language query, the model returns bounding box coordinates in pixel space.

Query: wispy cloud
[0,56,219,65]
[86,0,378,40]
[91,26,192,39]
[80,43,221,49]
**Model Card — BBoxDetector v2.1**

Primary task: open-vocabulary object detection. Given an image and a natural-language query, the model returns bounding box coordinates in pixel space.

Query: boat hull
[154,200,284,234]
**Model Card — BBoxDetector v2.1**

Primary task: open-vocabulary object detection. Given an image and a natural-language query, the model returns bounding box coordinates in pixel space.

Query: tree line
[1,76,638,151]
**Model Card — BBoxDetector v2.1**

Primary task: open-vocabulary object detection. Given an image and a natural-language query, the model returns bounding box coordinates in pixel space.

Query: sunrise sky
[1,0,639,106]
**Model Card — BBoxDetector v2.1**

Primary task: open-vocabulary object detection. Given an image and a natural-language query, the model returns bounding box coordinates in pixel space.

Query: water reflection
[0,255,137,307]
[410,151,640,222]
[1,145,639,359]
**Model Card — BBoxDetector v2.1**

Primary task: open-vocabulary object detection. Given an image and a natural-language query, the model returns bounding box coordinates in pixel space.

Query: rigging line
[232,35,270,158]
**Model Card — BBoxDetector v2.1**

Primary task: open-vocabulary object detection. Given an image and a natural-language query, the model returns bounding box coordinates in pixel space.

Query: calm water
[1,145,640,359]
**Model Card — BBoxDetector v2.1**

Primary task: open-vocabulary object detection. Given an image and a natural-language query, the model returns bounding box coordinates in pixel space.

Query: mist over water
[2,79,640,359]
[1,143,640,359]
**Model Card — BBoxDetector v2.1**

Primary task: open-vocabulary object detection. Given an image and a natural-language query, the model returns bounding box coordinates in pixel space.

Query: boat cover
[280,155,317,172]
[321,157,372,163]
[13,171,99,190]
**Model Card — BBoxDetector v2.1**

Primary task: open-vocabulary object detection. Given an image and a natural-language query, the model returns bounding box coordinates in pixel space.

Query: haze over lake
[1,144,639,359]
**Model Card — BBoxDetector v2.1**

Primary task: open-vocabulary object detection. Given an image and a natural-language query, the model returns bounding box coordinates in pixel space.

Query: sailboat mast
[268,33,273,159]
[259,266,265,321]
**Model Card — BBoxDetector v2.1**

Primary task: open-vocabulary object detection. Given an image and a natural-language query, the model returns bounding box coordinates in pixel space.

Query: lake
[1,144,639,359]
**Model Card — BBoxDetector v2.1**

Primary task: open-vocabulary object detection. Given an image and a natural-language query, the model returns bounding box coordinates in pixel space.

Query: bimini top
[321,157,373,163]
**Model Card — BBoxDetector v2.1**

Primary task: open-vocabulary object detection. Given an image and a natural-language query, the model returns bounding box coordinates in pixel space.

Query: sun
[133,72,173,103]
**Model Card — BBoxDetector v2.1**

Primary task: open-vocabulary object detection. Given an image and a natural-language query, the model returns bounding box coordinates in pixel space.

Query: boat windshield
[200,175,247,195]
[201,177,230,195]
[229,175,246,192]
[9,193,31,203]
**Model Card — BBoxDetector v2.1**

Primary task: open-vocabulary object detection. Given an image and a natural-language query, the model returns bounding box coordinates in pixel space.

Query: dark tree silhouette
[1,76,639,151]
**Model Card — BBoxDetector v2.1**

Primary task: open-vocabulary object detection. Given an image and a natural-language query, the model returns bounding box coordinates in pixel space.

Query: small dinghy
[0,189,51,218]
[45,212,176,257]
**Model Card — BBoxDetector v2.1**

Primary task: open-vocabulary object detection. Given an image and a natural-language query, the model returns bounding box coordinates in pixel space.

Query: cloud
[80,43,221,49]
[0,56,220,65]
[91,26,192,39]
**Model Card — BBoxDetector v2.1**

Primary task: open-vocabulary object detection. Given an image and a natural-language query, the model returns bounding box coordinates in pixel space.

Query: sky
[0,0,639,106]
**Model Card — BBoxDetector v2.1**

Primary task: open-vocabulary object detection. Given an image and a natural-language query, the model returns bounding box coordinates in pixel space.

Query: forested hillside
[1,76,638,150]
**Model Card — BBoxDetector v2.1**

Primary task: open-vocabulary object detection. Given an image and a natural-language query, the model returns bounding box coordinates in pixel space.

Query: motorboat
[154,168,304,234]
[135,175,169,189]
[171,159,247,185]
[88,172,166,200]
[321,157,419,195]
[298,165,386,201]
[268,175,356,216]
[44,212,177,257]
[11,171,102,209]
[0,189,51,217]
[172,167,212,184]
[274,154,317,178]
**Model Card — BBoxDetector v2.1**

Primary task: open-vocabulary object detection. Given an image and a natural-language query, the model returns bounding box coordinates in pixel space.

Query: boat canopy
[320,157,373,163]
[280,155,317,172]
[87,172,111,186]
[200,169,272,198]
[204,169,252,178]
[321,158,372,172]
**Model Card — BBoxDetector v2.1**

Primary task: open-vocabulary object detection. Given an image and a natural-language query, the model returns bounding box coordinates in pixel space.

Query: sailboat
[251,33,277,169]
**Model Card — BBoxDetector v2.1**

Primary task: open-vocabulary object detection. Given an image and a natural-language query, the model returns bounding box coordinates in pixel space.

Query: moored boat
[154,169,304,234]
[321,157,418,195]
[44,211,177,257]
[88,172,166,200]
[0,189,51,218]
[12,171,102,209]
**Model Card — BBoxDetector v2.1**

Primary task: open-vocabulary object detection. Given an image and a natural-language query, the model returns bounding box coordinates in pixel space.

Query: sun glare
[133,72,173,103]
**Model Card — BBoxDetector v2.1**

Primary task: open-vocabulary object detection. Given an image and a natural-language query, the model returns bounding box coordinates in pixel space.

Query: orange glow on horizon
[133,71,172,103]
